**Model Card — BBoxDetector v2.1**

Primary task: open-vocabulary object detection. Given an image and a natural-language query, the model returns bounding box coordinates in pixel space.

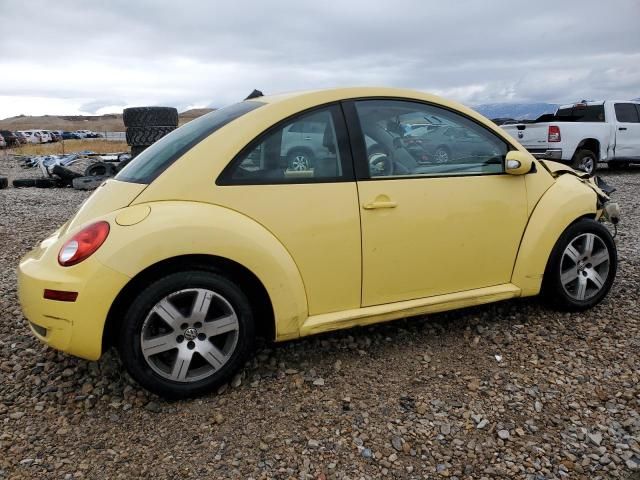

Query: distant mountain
[472,103,557,121]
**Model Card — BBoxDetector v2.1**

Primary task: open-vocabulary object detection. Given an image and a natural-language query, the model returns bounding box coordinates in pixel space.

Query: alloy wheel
[140,288,239,382]
[577,155,595,174]
[290,155,310,170]
[434,148,449,164]
[560,233,610,301]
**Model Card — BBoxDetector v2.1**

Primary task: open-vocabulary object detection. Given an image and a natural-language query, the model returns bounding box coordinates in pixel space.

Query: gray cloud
[0,0,638,119]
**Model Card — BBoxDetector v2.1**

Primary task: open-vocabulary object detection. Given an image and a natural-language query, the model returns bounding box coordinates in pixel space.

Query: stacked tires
[123,107,178,157]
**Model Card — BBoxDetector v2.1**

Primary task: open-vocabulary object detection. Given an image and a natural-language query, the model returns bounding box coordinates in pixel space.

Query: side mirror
[505,150,533,175]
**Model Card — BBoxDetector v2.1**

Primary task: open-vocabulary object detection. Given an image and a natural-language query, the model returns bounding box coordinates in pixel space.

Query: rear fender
[512,175,598,295]
[95,201,307,340]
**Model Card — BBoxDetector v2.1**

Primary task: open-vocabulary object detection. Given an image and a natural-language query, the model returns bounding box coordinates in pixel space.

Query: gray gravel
[1,156,639,479]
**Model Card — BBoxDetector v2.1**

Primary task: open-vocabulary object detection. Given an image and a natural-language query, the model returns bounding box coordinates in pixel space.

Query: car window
[614,103,640,123]
[555,104,605,122]
[219,104,352,184]
[353,100,508,178]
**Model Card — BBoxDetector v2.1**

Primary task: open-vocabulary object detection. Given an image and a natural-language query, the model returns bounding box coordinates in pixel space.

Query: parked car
[85,132,103,138]
[18,87,620,399]
[403,125,497,164]
[501,100,640,174]
[14,131,27,144]
[45,130,60,142]
[0,134,5,148]
[279,115,333,170]
[75,129,94,138]
[35,130,52,143]
[62,131,82,140]
[18,130,42,144]
[0,130,22,147]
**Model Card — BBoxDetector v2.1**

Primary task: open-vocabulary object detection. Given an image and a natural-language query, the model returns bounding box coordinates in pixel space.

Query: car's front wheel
[542,218,617,311]
[286,148,314,171]
[118,270,255,399]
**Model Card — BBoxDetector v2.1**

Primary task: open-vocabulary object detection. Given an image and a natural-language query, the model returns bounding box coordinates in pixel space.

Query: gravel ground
[1,156,639,479]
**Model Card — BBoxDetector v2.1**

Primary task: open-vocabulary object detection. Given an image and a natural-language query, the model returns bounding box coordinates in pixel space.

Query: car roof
[250,87,493,128]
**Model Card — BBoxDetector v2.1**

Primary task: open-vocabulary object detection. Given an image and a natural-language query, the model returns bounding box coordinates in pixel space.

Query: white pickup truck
[501,100,640,174]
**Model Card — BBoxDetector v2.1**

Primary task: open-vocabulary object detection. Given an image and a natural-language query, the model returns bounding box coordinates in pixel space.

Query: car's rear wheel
[118,270,255,399]
[542,218,616,311]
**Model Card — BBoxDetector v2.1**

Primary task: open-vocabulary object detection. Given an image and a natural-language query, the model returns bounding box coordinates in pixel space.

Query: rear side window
[614,103,640,123]
[218,104,354,184]
[554,105,605,122]
[116,101,263,184]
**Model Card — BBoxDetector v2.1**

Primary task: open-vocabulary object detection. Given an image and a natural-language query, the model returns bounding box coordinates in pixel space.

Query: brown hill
[0,108,215,132]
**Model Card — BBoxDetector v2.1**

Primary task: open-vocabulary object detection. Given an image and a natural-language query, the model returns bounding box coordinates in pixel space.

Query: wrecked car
[18,87,620,399]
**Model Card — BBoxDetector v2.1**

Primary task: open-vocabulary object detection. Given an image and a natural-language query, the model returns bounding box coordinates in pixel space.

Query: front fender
[94,201,307,340]
[512,175,598,295]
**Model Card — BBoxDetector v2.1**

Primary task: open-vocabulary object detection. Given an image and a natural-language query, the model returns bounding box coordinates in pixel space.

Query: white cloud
[0,0,638,119]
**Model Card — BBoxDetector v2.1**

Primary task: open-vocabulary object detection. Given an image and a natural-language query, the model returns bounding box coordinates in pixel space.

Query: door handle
[304,136,312,140]
[619,127,627,131]
[363,200,398,210]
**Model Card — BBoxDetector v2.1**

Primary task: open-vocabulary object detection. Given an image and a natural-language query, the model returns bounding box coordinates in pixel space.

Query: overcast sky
[0,0,638,119]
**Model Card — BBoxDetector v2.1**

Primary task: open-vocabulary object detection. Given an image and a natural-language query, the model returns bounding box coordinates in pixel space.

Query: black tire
[123,107,178,128]
[0,177,7,189]
[571,149,597,175]
[84,162,116,177]
[542,218,617,311]
[118,270,255,399]
[35,178,59,188]
[286,148,314,171]
[130,145,147,157]
[52,165,81,186]
[126,126,175,147]
[12,178,36,188]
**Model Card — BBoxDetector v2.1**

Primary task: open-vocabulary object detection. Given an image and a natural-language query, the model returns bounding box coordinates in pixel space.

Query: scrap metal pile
[0,105,178,191]
[9,151,131,190]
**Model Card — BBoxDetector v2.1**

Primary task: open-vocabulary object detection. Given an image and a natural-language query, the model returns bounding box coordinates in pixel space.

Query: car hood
[65,179,147,232]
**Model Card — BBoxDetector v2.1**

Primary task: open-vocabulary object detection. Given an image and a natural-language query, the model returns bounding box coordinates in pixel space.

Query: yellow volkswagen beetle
[18,87,620,398]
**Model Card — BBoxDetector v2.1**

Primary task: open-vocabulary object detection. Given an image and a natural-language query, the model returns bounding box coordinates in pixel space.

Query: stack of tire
[124,106,179,158]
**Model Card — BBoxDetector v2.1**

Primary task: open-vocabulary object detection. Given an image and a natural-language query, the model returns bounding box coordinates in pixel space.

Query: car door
[613,103,640,160]
[214,103,362,316]
[346,99,529,306]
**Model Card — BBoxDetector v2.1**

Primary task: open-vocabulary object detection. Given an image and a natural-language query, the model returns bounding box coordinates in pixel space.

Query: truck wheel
[126,126,176,147]
[542,218,616,311]
[123,107,179,128]
[117,270,255,399]
[571,150,597,175]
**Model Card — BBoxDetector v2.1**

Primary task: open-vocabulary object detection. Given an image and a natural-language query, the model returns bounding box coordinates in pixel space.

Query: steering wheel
[367,144,394,176]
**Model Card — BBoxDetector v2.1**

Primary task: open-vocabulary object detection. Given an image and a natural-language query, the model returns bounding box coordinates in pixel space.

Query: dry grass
[0,108,213,131]
[9,139,129,156]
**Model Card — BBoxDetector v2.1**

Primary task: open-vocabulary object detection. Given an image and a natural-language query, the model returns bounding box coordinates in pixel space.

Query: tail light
[548,125,561,142]
[58,221,110,266]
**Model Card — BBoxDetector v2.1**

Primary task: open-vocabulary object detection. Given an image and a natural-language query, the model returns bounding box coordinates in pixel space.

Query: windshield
[116,101,264,184]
